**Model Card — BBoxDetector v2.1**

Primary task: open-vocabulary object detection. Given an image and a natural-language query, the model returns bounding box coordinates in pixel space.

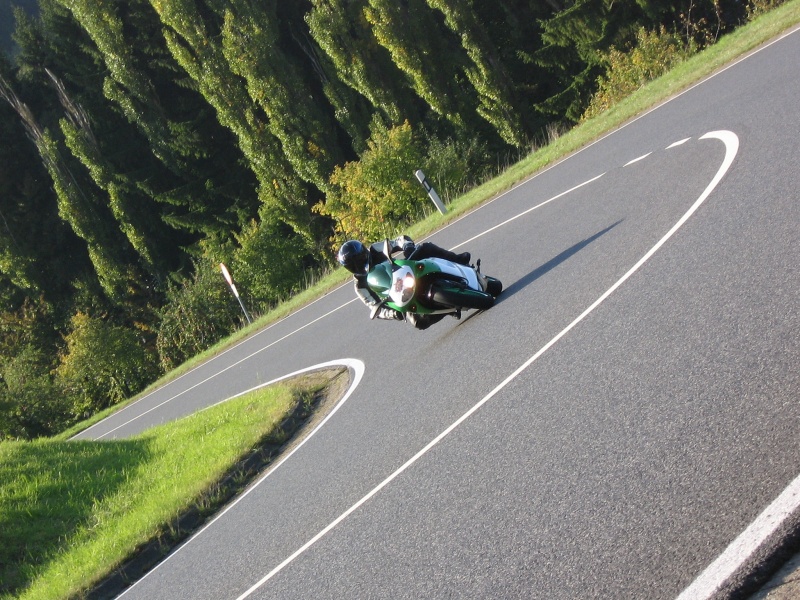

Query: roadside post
[220,263,252,325]
[415,169,447,215]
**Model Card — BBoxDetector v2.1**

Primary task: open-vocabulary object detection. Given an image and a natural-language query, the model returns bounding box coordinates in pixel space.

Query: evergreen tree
[220,0,343,194]
[1,86,140,307]
[0,69,51,296]
[56,0,258,245]
[530,0,614,122]
[364,0,481,135]
[425,0,528,147]
[149,0,315,245]
[530,0,679,122]
[470,0,555,135]
[11,0,158,305]
[306,0,419,127]
[51,68,172,279]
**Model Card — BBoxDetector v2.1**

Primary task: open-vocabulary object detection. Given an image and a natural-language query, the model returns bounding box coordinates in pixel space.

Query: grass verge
[1,368,348,600]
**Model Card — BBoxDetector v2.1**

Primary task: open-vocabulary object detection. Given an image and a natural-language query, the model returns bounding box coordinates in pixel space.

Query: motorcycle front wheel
[484,276,502,297]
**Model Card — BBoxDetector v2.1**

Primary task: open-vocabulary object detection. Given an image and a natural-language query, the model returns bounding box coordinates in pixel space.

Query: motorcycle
[367,240,502,320]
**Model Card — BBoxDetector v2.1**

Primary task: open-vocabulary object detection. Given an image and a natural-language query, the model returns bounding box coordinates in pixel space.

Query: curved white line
[88,300,357,440]
[74,288,354,439]
[116,358,365,599]
[235,132,739,599]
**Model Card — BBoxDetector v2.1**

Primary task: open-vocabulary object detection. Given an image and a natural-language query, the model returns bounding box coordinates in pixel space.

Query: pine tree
[364,0,480,134]
[53,0,257,254]
[1,78,140,301]
[149,0,315,245]
[5,6,150,304]
[306,0,418,126]
[219,0,343,194]
[425,0,528,147]
[531,0,659,122]
[0,61,80,299]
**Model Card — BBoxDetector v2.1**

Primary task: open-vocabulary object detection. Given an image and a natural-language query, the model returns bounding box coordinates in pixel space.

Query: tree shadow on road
[494,219,623,305]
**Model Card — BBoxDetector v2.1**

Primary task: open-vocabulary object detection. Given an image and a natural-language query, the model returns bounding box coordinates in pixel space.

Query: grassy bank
[0,370,343,600]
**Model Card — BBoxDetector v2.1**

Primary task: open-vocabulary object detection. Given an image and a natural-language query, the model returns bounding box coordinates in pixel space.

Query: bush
[231,214,312,309]
[582,27,694,121]
[315,118,426,247]
[422,135,489,204]
[746,0,788,20]
[0,346,71,440]
[55,313,159,418]
[156,261,241,372]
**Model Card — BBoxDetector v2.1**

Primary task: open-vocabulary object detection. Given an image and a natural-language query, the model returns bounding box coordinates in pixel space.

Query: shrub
[230,214,312,309]
[156,261,241,372]
[56,313,159,418]
[315,118,426,247]
[582,27,694,121]
[746,0,788,20]
[0,346,71,440]
[422,135,489,204]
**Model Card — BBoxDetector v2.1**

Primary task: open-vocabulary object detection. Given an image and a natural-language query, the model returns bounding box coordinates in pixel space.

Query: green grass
[3,4,799,598]
[0,381,310,599]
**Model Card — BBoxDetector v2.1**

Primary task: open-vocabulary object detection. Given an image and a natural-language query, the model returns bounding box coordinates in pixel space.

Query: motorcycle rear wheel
[430,284,495,311]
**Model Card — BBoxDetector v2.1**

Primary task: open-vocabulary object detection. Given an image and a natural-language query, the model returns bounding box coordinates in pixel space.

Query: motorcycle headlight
[390,267,416,306]
[401,274,415,303]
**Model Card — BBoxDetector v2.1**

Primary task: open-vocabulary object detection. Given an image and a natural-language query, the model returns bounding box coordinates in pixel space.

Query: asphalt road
[78,26,800,600]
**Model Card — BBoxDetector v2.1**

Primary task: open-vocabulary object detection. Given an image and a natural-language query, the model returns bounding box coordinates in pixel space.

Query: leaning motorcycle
[367,240,502,320]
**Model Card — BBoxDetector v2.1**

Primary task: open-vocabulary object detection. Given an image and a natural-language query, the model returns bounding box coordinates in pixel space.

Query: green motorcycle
[367,240,502,320]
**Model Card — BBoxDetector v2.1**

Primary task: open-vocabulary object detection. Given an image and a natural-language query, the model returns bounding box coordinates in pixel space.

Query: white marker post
[415,169,447,215]
[220,263,252,325]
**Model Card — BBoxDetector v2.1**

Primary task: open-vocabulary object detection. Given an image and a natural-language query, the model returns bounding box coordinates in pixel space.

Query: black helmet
[337,240,370,274]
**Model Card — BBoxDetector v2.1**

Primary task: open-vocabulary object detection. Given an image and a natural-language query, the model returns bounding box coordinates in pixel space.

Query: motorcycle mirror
[383,239,394,263]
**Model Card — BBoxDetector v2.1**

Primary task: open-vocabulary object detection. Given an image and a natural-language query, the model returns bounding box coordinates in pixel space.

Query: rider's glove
[395,235,414,257]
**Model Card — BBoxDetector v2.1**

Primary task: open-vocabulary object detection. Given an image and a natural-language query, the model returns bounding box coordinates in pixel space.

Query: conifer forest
[0,0,771,437]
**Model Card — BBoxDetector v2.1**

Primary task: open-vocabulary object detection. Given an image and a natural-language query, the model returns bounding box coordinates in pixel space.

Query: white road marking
[235,131,741,598]
[450,172,606,251]
[116,359,365,599]
[90,300,357,439]
[668,138,692,149]
[624,152,652,166]
[677,472,800,599]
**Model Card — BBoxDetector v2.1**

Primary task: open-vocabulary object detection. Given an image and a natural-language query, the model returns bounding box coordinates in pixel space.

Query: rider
[337,236,471,330]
